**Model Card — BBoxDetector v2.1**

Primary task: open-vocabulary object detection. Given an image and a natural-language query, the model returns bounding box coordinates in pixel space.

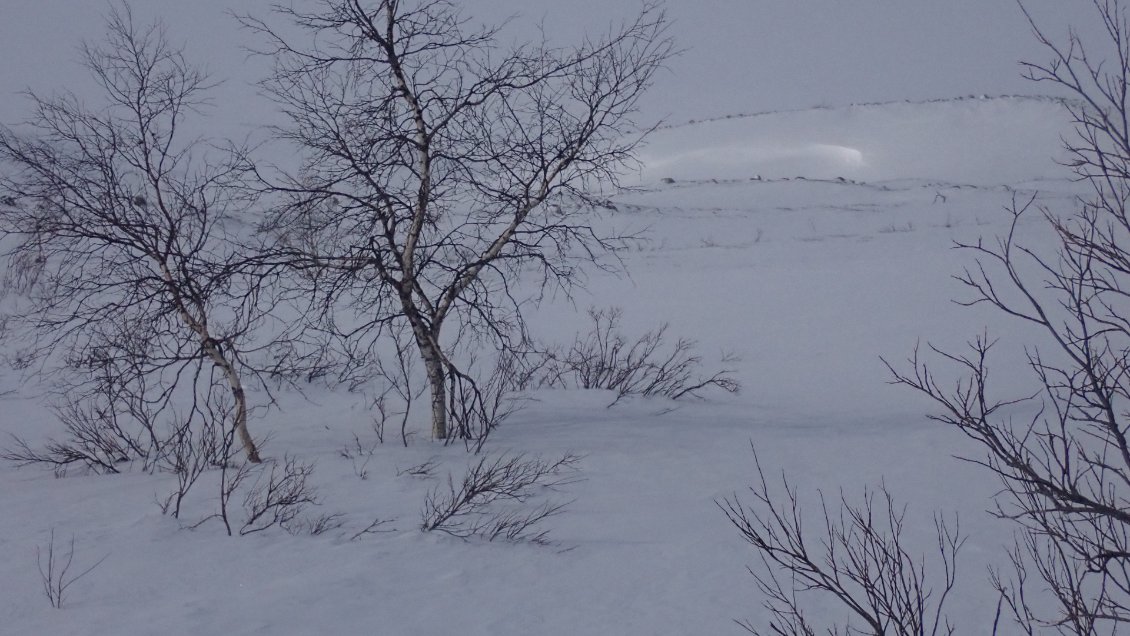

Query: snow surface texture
[0,1,1105,633]
[0,91,1085,634]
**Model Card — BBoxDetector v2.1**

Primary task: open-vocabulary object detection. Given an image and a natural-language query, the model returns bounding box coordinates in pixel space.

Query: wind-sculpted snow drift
[636,96,1071,185]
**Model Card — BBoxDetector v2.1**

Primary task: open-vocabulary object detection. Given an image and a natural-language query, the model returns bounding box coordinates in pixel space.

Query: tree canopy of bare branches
[720,449,961,636]
[0,5,271,463]
[243,0,674,440]
[887,1,1130,631]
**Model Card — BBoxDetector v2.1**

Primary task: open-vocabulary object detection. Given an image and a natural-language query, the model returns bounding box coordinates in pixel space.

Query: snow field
[0,96,1088,634]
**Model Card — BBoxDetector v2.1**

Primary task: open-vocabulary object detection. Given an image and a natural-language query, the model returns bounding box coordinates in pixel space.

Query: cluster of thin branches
[3,354,228,478]
[180,454,321,537]
[35,529,109,609]
[719,448,961,636]
[445,347,546,452]
[157,395,236,520]
[879,1,1130,632]
[421,452,581,544]
[542,307,740,404]
[238,456,320,536]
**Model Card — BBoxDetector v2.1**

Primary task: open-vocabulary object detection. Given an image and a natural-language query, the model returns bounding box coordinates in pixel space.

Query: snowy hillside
[0,91,1086,634]
[636,96,1070,185]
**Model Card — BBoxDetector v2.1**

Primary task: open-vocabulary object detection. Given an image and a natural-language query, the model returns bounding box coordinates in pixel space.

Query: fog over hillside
[0,1,1098,127]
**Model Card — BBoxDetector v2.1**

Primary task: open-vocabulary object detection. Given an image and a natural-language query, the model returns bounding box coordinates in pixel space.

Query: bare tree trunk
[203,341,262,464]
[410,321,447,439]
[422,345,447,440]
[399,288,448,439]
[159,263,262,463]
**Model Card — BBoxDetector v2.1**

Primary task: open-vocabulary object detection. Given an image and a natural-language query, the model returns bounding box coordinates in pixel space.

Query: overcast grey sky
[0,1,1097,130]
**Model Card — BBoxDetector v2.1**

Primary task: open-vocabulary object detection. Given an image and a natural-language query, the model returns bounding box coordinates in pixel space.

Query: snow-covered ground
[1,0,1110,631]
[0,89,1085,633]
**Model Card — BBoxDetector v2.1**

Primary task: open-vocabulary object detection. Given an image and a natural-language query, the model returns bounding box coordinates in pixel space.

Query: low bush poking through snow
[237,456,319,536]
[35,528,109,610]
[421,452,582,545]
[719,447,962,635]
[2,360,210,477]
[543,307,740,404]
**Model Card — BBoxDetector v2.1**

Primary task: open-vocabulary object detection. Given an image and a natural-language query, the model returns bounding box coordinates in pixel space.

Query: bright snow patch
[635,96,1072,185]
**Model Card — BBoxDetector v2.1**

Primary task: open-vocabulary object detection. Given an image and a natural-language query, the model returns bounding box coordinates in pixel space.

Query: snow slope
[635,96,1070,184]
[0,95,1086,634]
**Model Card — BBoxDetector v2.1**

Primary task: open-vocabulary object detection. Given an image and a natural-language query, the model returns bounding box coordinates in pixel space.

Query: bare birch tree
[0,5,269,462]
[887,1,1130,630]
[243,0,674,440]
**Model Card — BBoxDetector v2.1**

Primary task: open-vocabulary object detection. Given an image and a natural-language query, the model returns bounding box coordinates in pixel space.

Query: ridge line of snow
[654,93,1073,132]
